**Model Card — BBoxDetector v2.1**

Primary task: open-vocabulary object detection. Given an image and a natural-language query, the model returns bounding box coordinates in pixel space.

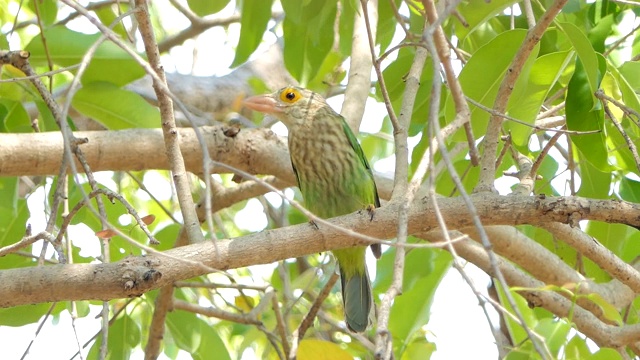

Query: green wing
[340,118,381,208]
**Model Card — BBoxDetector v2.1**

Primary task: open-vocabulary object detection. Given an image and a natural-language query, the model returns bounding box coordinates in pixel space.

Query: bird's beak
[243,94,283,114]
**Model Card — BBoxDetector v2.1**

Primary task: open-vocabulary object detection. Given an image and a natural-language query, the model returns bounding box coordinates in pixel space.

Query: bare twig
[476,0,569,193]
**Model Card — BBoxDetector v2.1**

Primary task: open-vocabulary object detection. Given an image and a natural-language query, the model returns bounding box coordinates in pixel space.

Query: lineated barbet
[244,86,381,332]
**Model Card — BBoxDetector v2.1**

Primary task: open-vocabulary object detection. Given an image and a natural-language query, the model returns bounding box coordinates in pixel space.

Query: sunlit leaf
[26,26,145,86]
[298,339,352,360]
[72,82,160,129]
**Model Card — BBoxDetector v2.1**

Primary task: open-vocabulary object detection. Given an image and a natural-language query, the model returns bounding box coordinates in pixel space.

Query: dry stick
[67,298,137,360]
[175,281,270,291]
[54,188,158,246]
[31,0,55,90]
[19,302,57,360]
[388,0,414,40]
[291,272,339,355]
[0,64,80,82]
[476,0,569,193]
[522,0,536,28]
[360,0,404,199]
[316,310,377,351]
[537,101,566,120]
[11,39,117,355]
[132,3,212,356]
[541,223,640,294]
[429,234,637,356]
[59,1,215,248]
[466,97,598,135]
[595,89,640,124]
[422,35,553,360]
[421,45,512,350]
[604,23,640,56]
[126,171,180,223]
[63,178,85,360]
[373,42,426,357]
[133,0,203,245]
[363,8,427,359]
[341,0,376,133]
[422,29,550,357]
[38,9,138,355]
[529,130,563,179]
[422,0,478,166]
[603,107,640,174]
[172,299,263,325]
[0,231,53,257]
[272,292,291,358]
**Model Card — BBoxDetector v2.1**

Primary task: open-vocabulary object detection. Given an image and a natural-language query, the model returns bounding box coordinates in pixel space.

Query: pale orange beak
[243,94,283,114]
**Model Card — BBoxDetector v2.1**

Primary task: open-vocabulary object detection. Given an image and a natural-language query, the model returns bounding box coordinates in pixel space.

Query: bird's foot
[309,219,319,229]
[366,204,376,221]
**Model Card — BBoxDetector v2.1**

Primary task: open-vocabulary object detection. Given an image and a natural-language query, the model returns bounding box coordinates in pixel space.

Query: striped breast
[288,114,374,219]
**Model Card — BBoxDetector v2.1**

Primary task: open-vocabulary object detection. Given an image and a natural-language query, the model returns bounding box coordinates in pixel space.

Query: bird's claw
[309,219,319,229]
[366,204,375,221]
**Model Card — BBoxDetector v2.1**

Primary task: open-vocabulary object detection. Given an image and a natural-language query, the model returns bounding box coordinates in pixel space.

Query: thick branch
[2,194,640,308]
[0,126,394,199]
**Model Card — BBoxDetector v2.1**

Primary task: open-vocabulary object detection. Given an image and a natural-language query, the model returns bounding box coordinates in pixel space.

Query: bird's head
[243,86,329,128]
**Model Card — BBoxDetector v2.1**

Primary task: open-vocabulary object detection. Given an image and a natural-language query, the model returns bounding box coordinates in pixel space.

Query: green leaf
[560,22,600,103]
[387,248,451,352]
[619,177,640,203]
[576,152,610,199]
[338,0,356,55]
[94,5,130,39]
[506,51,573,148]
[0,303,65,326]
[0,199,29,251]
[608,62,640,127]
[589,348,623,360]
[167,310,201,353]
[192,319,231,360]
[584,221,635,280]
[588,13,615,54]
[231,0,274,67]
[376,0,401,52]
[534,318,571,356]
[446,29,538,142]
[566,56,609,171]
[456,0,518,41]
[496,282,539,346]
[34,100,58,132]
[0,100,31,133]
[71,82,160,129]
[282,0,337,84]
[26,26,145,86]
[92,313,140,360]
[619,61,640,92]
[298,339,352,360]
[187,0,231,16]
[584,293,623,326]
[564,335,593,359]
[27,0,57,26]
[400,338,435,360]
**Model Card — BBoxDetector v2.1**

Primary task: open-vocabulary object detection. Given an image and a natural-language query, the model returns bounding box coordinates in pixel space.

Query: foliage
[0,0,639,359]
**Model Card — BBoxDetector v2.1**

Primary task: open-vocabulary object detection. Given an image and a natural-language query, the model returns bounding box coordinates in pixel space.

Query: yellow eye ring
[279,87,301,103]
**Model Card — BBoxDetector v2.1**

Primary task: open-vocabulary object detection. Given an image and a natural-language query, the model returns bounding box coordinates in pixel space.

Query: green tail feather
[339,264,374,332]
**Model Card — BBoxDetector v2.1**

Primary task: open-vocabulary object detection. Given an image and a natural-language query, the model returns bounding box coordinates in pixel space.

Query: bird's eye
[279,87,301,103]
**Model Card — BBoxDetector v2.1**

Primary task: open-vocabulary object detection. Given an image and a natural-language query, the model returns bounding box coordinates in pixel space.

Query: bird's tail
[340,264,375,332]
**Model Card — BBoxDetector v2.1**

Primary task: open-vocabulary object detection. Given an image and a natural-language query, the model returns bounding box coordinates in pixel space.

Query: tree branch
[0,126,394,199]
[2,194,640,308]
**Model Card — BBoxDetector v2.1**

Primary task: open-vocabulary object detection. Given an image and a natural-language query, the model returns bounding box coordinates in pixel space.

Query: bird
[244,86,380,332]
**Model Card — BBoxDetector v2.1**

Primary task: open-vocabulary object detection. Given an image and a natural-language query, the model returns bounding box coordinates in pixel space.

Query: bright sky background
[9,0,627,359]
